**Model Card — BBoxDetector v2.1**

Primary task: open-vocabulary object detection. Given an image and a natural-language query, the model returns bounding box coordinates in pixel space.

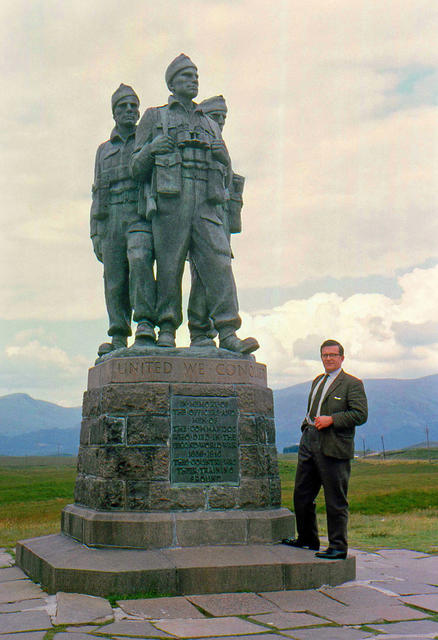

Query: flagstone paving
[117,596,205,619]
[186,593,278,616]
[0,599,47,613]
[368,619,438,635]
[398,593,438,612]
[0,633,46,640]
[153,616,268,637]
[284,629,373,640]
[54,593,113,625]
[52,634,104,640]
[65,627,103,633]
[0,567,27,583]
[0,550,14,568]
[0,580,46,604]
[93,620,172,636]
[293,627,372,640]
[246,611,328,629]
[0,610,52,633]
[369,579,438,595]
[0,547,438,638]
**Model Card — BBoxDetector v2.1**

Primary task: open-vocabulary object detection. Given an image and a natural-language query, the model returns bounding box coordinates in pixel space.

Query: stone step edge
[16,533,356,597]
[61,504,295,549]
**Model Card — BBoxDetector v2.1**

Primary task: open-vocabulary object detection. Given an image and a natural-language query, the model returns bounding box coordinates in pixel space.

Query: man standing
[91,84,156,356]
[283,339,368,559]
[187,95,245,347]
[131,54,258,354]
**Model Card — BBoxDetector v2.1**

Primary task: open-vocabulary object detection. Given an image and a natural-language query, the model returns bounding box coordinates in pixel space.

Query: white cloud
[1,264,437,405]
[0,332,89,405]
[5,340,88,376]
[240,264,438,388]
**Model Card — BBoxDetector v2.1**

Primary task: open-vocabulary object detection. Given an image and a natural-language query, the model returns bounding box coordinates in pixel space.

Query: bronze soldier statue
[188,95,245,347]
[91,84,156,357]
[131,55,258,354]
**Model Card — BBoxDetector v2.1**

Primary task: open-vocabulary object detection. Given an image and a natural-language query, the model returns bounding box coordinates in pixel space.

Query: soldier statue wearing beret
[131,55,258,354]
[187,95,245,347]
[91,84,156,356]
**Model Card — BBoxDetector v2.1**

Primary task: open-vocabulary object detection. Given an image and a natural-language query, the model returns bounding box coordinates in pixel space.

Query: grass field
[0,453,437,553]
[384,447,438,461]
[0,456,77,550]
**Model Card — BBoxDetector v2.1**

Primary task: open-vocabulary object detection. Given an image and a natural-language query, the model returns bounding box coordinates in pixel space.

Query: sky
[0,0,437,406]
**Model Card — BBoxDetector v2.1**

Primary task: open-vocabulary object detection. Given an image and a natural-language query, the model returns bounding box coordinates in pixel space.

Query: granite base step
[16,533,355,597]
[61,505,294,548]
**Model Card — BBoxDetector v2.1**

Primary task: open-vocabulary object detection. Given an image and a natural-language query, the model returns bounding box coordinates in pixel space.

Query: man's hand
[314,415,333,430]
[92,236,103,263]
[150,134,175,155]
[210,139,229,164]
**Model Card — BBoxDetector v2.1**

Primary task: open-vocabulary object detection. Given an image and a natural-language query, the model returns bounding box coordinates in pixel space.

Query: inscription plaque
[170,396,239,484]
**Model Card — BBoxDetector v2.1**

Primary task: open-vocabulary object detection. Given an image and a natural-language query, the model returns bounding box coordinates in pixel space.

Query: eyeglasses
[321,353,342,359]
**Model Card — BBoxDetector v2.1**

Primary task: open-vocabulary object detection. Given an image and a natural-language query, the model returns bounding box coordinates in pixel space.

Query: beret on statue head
[199,95,227,114]
[165,54,197,89]
[111,84,139,112]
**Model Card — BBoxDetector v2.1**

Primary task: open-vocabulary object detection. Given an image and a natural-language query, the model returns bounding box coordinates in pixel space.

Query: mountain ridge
[1,373,437,455]
[0,392,81,437]
[273,372,438,452]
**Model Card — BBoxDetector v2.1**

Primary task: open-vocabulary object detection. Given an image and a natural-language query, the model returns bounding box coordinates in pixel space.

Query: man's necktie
[309,374,329,421]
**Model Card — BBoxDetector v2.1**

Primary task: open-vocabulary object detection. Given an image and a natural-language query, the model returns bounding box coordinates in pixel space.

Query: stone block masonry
[74,356,280,514]
[60,353,294,550]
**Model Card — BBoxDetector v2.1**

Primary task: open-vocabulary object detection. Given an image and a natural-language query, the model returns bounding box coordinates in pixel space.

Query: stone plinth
[73,352,281,527]
[61,505,293,548]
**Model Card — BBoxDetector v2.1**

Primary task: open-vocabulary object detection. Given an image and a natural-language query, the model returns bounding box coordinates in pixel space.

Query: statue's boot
[134,321,156,346]
[157,329,176,348]
[219,332,259,354]
[190,333,216,348]
[97,335,128,357]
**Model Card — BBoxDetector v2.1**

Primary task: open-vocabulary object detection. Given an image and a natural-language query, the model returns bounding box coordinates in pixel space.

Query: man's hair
[320,339,344,356]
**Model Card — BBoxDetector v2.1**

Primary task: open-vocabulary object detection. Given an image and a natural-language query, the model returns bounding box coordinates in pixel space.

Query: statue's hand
[150,135,175,156]
[210,139,228,164]
[92,236,103,263]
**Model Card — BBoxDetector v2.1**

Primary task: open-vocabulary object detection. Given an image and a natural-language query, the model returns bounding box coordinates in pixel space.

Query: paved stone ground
[1,547,437,639]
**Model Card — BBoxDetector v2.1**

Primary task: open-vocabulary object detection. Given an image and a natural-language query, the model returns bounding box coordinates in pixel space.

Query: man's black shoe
[315,547,347,560]
[282,538,320,551]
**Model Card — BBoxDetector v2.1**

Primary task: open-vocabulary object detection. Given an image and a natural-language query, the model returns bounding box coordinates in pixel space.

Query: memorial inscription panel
[88,356,267,388]
[170,396,239,484]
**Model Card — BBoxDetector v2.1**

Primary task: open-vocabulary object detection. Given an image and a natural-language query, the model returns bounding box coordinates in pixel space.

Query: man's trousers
[293,425,351,551]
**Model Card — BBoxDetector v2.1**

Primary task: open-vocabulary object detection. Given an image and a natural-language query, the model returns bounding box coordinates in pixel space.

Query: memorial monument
[16,54,355,596]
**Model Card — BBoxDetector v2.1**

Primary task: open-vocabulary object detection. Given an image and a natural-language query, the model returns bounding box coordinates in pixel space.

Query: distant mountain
[0,393,81,456]
[406,440,438,449]
[1,375,438,456]
[0,427,80,456]
[0,393,81,436]
[273,373,438,452]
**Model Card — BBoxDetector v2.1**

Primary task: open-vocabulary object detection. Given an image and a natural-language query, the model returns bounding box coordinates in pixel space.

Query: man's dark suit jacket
[301,370,368,459]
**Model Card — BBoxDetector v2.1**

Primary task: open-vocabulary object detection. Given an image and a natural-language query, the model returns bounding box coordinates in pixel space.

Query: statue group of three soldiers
[91,54,258,358]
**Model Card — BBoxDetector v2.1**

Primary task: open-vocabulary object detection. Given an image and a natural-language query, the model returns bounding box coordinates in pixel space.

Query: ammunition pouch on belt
[144,181,157,220]
[228,173,245,233]
[207,155,227,205]
[155,151,182,196]
[108,186,138,205]
[93,174,110,220]
[94,165,137,219]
